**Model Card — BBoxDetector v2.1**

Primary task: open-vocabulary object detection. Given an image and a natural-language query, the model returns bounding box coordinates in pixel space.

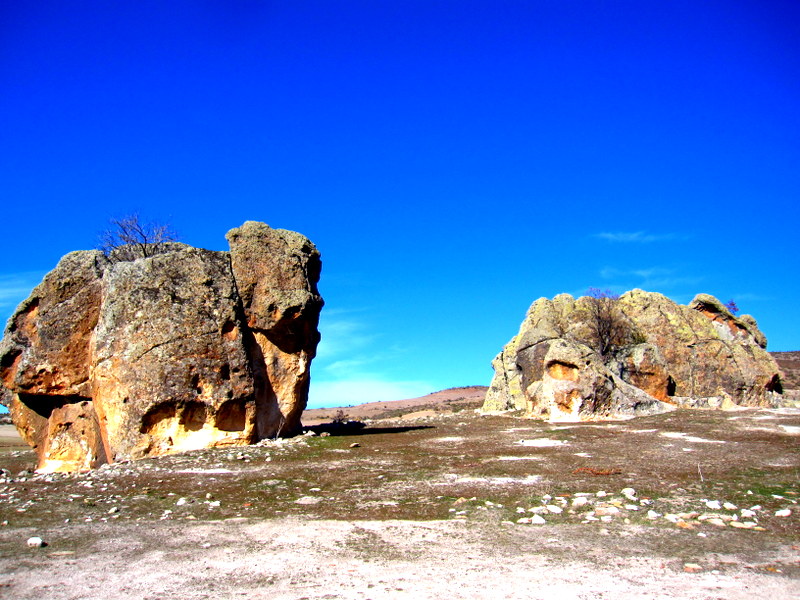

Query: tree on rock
[99,214,179,261]
[585,288,636,360]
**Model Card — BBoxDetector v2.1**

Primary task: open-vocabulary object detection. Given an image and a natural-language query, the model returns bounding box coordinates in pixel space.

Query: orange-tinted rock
[483,290,783,420]
[226,222,323,439]
[622,291,781,406]
[0,223,323,472]
[0,251,104,397]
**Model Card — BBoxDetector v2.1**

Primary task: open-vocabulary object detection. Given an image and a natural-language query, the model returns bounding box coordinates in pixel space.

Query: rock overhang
[483,289,784,421]
[0,222,323,472]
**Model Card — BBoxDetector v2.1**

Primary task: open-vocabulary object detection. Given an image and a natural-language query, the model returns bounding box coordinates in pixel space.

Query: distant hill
[771,351,800,390]
[302,386,488,425]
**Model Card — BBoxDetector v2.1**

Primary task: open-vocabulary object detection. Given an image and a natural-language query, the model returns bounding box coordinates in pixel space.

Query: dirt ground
[1,401,799,599]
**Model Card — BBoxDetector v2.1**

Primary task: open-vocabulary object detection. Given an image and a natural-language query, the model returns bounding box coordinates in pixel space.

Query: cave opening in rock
[216,399,247,432]
[17,393,93,419]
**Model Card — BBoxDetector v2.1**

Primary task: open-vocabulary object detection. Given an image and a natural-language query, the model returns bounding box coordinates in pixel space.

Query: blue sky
[1,1,798,409]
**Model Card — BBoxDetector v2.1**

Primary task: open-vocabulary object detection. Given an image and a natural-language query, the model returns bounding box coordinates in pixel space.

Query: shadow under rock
[304,421,435,437]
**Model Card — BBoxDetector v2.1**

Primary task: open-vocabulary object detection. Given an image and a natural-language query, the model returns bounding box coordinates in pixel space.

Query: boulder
[0,382,10,408]
[484,290,783,420]
[0,222,323,472]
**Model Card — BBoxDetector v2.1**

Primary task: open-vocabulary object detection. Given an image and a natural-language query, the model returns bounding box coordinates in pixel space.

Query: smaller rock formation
[0,222,323,472]
[484,290,783,421]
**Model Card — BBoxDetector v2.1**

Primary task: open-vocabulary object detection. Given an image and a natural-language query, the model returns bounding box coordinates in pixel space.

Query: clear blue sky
[1,1,798,409]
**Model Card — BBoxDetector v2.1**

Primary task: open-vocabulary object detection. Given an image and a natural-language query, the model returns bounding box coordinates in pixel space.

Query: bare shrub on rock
[584,288,640,360]
[99,214,179,262]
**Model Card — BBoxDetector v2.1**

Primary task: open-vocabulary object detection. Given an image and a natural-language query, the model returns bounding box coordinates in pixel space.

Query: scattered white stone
[572,497,589,508]
[663,514,679,523]
[647,510,661,519]
[295,496,322,505]
[26,537,44,548]
[175,469,234,475]
[531,515,547,525]
[108,506,119,514]
[740,509,756,518]
[516,517,531,525]
[775,509,792,517]
[542,494,552,501]
[596,491,607,498]
[545,505,563,514]
[660,432,725,444]
[750,505,762,511]
[516,507,526,514]
[518,439,567,448]
[594,506,620,517]
[729,521,758,529]
[704,500,722,510]
[723,502,738,510]
[176,498,188,506]
[625,504,639,511]
[621,487,636,499]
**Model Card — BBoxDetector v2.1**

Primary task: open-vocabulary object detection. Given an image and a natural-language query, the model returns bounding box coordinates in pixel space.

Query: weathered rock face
[484,290,783,421]
[0,222,323,472]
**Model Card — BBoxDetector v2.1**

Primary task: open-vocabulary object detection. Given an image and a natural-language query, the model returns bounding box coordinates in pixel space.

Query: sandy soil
[3,518,799,600]
[0,425,20,446]
[1,399,799,599]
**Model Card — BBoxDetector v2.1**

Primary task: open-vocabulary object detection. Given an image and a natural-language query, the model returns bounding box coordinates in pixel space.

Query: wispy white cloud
[315,311,376,361]
[311,309,434,408]
[729,292,771,303]
[0,272,44,312]
[594,231,686,243]
[598,266,702,292]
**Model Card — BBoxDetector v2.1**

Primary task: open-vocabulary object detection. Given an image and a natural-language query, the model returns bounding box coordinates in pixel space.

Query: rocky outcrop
[484,290,783,421]
[0,222,323,472]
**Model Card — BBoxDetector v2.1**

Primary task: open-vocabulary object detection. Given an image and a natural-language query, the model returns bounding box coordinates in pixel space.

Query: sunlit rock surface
[483,290,783,421]
[0,222,322,472]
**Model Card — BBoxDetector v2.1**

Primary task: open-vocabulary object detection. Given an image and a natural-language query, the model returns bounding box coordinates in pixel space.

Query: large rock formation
[0,222,323,472]
[483,290,783,421]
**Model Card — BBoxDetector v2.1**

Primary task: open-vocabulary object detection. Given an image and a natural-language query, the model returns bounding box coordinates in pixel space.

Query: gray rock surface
[0,222,323,472]
[484,290,783,420]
